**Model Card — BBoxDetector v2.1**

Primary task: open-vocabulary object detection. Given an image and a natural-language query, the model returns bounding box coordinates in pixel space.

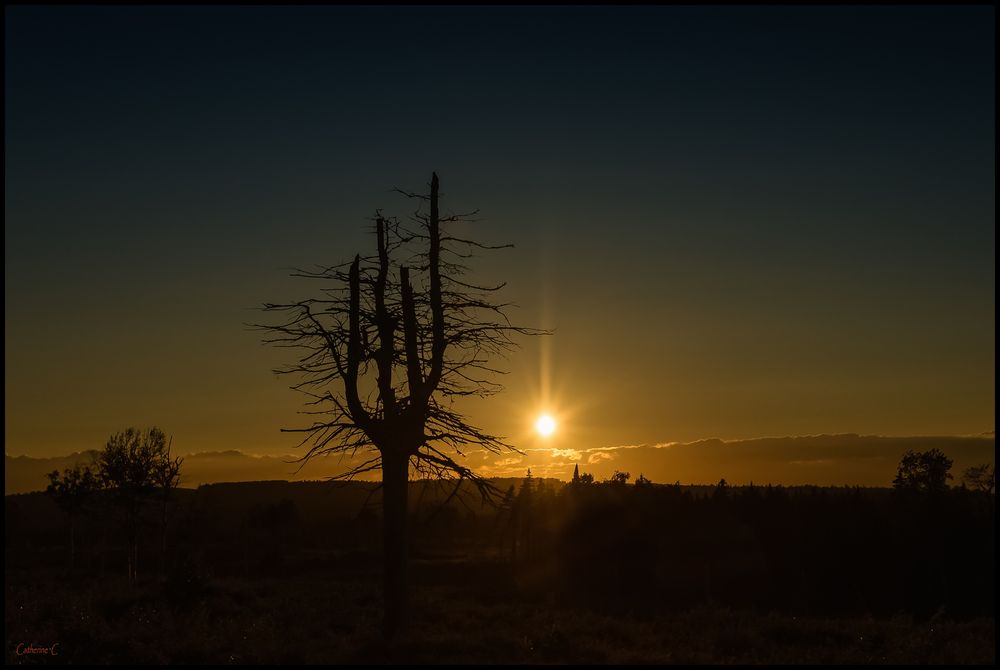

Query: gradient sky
[5,7,995,466]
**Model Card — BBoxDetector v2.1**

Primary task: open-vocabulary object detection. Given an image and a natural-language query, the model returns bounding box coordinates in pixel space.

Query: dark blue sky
[5,6,995,458]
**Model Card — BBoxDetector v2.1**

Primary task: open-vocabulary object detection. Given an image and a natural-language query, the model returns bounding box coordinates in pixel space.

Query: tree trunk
[69,513,76,571]
[127,514,134,586]
[128,533,137,586]
[382,452,409,639]
[127,538,134,586]
[161,498,168,577]
[127,503,138,586]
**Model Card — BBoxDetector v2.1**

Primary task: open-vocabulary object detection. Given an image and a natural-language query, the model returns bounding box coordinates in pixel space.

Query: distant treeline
[5,474,994,621]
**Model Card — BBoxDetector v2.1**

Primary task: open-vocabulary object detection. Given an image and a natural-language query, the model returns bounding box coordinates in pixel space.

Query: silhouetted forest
[5,474,995,663]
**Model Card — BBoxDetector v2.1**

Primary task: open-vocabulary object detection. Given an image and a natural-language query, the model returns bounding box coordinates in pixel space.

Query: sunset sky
[5,7,994,483]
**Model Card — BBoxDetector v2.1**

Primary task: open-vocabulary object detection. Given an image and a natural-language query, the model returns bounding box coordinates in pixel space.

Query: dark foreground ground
[6,560,995,665]
[6,481,996,664]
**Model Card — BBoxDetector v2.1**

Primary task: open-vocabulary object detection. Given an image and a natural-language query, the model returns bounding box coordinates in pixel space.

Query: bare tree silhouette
[152,438,183,576]
[258,173,544,637]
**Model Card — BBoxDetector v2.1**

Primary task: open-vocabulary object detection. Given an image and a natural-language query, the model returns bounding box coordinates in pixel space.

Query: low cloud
[6,433,995,493]
[493,457,523,467]
[588,444,644,452]
[459,433,996,485]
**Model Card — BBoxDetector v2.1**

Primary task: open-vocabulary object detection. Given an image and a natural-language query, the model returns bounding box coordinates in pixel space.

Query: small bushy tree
[45,463,101,569]
[961,463,995,495]
[96,427,182,585]
[608,470,631,486]
[892,448,953,495]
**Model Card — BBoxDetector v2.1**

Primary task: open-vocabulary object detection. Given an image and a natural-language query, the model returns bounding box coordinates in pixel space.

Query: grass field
[6,561,995,665]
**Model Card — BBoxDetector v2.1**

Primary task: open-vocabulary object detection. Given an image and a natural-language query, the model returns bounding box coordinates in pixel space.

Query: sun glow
[535,414,557,437]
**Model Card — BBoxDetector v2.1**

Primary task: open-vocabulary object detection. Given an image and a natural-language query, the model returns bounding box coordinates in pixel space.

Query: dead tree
[259,173,543,637]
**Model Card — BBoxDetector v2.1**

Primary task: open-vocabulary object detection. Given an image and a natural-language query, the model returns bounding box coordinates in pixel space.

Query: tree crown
[892,448,953,494]
[259,174,545,500]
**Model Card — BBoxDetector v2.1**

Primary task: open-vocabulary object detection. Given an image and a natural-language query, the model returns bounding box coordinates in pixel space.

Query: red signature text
[15,642,59,656]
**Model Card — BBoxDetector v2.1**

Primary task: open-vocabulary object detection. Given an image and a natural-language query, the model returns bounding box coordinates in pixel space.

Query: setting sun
[535,414,557,437]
